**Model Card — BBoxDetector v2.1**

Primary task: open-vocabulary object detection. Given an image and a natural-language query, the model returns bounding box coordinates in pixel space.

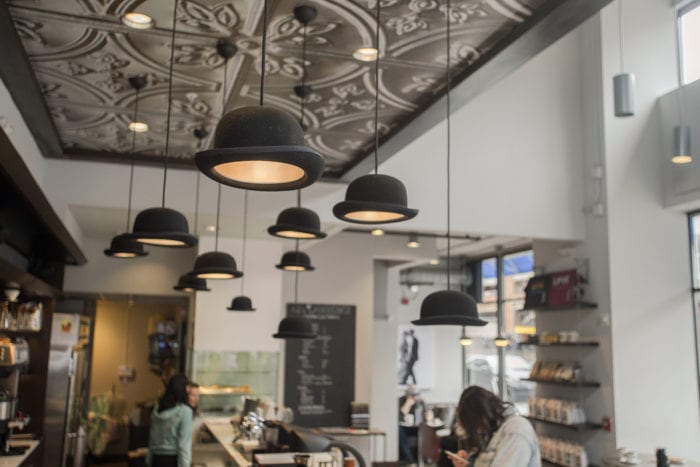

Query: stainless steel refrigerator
[43,312,91,467]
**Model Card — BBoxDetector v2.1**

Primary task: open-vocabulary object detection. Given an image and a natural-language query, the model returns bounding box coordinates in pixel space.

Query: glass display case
[193,351,278,414]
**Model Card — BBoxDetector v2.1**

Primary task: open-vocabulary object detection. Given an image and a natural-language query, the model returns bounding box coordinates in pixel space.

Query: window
[686,212,700,395]
[465,250,535,411]
[679,1,700,85]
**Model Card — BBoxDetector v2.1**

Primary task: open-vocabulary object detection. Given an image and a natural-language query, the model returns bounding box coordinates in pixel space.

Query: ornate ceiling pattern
[7,0,548,178]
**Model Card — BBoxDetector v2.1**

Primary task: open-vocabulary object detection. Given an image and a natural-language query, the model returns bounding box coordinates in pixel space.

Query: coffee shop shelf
[522,378,601,388]
[517,302,598,312]
[526,416,602,431]
[519,342,600,348]
[543,459,599,467]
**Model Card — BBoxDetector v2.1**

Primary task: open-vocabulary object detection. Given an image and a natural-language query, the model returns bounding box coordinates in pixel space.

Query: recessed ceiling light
[429,259,440,265]
[122,12,154,30]
[128,121,149,133]
[353,47,379,62]
[205,225,217,232]
[371,229,385,236]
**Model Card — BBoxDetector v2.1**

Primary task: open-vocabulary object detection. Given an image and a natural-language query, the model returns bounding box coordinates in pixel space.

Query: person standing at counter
[187,381,200,416]
[147,374,193,467]
[449,386,540,467]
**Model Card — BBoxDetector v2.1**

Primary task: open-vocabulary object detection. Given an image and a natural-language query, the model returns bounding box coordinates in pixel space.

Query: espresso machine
[0,335,29,455]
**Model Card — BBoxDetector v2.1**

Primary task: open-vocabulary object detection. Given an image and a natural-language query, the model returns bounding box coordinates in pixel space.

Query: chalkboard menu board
[284,303,356,427]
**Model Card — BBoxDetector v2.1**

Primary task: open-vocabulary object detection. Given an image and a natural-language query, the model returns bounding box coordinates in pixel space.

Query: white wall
[63,235,194,296]
[192,235,284,353]
[355,24,586,241]
[598,0,700,458]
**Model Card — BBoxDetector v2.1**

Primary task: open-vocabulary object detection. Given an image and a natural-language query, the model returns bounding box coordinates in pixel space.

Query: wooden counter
[203,417,252,467]
[0,440,40,467]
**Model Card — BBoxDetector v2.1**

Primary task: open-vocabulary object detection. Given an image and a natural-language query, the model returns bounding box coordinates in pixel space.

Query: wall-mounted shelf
[520,342,600,348]
[526,416,602,431]
[522,378,600,388]
[543,459,599,467]
[518,302,597,312]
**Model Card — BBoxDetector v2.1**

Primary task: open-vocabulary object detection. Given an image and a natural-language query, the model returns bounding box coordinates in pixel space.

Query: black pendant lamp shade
[415,0,484,327]
[273,316,316,339]
[173,274,210,292]
[333,174,418,224]
[412,290,487,326]
[195,107,324,191]
[195,0,324,191]
[228,295,256,311]
[268,207,327,239]
[333,0,416,224]
[276,251,314,271]
[131,207,197,247]
[129,0,197,248]
[105,76,150,258]
[104,233,148,258]
[190,251,242,280]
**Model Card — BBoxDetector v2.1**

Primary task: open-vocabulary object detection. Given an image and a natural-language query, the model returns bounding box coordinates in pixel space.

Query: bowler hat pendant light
[105,76,149,258]
[413,0,486,327]
[228,190,256,311]
[333,0,417,224]
[194,0,325,191]
[174,274,210,292]
[268,9,327,240]
[276,242,315,271]
[191,42,243,280]
[130,0,197,248]
[613,0,635,117]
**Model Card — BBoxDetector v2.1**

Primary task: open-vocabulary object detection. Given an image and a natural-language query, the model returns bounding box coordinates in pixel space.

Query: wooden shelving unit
[526,416,602,431]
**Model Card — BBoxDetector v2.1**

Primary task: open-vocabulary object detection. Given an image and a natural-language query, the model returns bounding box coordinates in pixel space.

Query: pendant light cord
[675,14,685,125]
[294,239,300,304]
[241,189,248,294]
[260,0,268,106]
[297,189,301,208]
[162,0,178,208]
[126,87,139,232]
[446,0,452,290]
[617,0,624,72]
[373,0,381,175]
[215,183,221,251]
[194,171,200,234]
[300,22,307,128]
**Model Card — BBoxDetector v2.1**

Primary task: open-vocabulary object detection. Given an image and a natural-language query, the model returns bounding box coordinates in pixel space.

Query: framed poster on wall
[284,303,356,427]
[397,324,435,389]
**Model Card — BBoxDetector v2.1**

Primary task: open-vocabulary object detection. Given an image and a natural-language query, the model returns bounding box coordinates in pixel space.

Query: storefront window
[680,1,700,85]
[465,251,535,408]
[687,212,700,396]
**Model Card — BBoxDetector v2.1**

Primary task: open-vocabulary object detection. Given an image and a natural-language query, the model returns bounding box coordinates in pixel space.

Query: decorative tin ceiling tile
[8,0,549,177]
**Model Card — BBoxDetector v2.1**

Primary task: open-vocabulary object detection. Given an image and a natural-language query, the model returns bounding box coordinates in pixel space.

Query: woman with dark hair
[449,386,540,467]
[147,374,193,467]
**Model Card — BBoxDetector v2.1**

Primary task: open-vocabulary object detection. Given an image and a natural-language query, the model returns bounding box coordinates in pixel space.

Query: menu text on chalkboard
[284,303,356,427]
